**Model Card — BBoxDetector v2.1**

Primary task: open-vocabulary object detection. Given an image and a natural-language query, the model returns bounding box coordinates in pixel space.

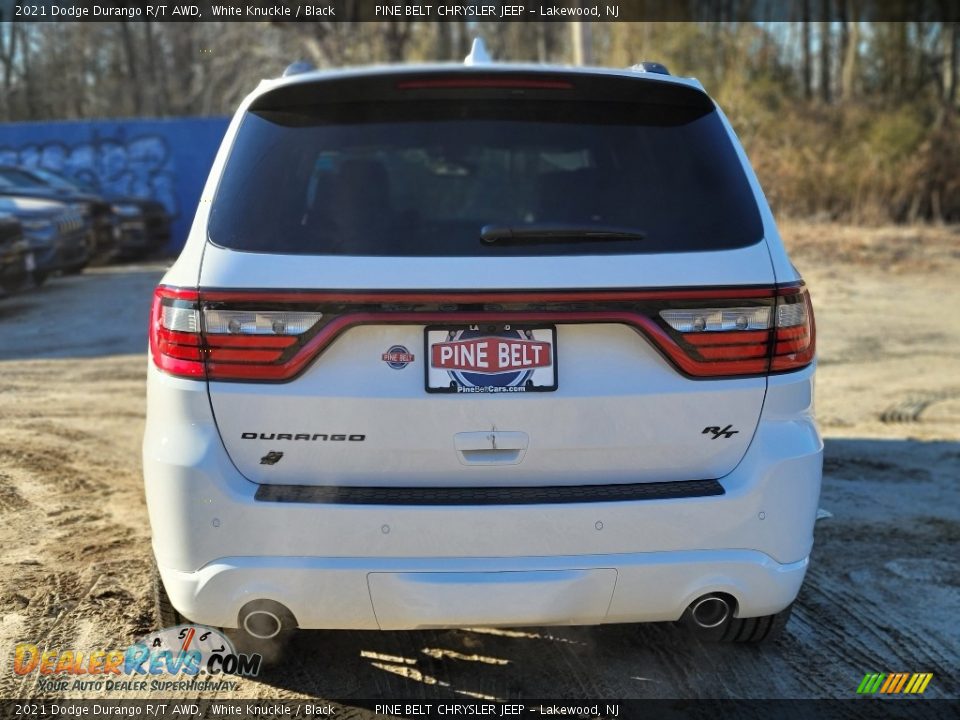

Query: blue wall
[0,117,230,254]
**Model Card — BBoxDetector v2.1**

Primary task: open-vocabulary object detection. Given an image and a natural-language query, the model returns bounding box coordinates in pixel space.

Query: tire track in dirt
[795,563,956,697]
[0,474,29,513]
[881,389,960,424]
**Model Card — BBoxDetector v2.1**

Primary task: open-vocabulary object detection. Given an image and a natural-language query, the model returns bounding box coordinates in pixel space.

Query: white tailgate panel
[209,323,766,486]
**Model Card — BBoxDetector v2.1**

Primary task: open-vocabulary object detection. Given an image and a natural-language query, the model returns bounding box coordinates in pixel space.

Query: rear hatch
[196,69,776,487]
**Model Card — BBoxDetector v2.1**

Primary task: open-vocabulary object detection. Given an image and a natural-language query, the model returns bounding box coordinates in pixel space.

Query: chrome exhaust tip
[239,602,291,640]
[689,594,731,629]
[242,609,282,639]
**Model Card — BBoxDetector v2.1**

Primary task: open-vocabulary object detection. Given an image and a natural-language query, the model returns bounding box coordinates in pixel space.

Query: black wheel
[63,263,86,276]
[32,271,49,287]
[683,598,793,644]
[152,560,185,628]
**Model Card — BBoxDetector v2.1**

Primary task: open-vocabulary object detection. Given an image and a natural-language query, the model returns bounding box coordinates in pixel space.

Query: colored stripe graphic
[911,674,934,694]
[880,674,898,693]
[857,673,886,694]
[858,672,933,695]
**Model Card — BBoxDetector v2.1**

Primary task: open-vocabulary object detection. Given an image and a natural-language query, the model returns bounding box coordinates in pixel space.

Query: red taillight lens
[201,308,322,380]
[771,285,816,372]
[150,286,204,378]
[657,283,815,377]
[660,304,773,376]
[149,286,324,380]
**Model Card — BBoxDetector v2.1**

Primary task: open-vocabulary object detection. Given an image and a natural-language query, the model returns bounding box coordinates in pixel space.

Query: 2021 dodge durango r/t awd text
[144,58,820,645]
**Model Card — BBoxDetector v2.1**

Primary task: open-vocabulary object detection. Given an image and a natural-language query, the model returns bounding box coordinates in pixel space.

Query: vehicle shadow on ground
[0,266,165,360]
[250,621,704,701]
[242,438,960,701]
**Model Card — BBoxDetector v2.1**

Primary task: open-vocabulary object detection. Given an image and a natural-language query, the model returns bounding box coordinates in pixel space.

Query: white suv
[144,55,820,645]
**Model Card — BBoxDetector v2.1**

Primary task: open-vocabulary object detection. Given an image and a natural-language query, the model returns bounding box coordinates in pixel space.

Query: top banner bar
[5,0,959,23]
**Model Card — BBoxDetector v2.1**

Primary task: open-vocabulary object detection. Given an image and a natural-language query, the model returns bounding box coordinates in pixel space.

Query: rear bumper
[158,550,808,630]
[144,364,822,629]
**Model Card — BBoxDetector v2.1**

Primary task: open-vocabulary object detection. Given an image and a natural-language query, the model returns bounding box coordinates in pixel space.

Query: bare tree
[819,4,832,102]
[841,2,861,100]
[802,14,813,99]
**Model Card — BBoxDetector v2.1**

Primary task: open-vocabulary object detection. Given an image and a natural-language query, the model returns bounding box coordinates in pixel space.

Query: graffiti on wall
[0,135,178,217]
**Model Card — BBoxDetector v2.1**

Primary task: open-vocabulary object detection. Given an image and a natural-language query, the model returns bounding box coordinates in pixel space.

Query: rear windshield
[209,84,763,256]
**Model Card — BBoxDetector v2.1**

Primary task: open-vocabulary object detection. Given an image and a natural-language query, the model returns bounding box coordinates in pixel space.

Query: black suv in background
[0,166,114,262]
[0,196,89,284]
[0,213,31,298]
[14,166,172,259]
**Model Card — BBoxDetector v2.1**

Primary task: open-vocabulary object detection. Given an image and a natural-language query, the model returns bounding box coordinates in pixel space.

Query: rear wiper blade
[480,223,647,245]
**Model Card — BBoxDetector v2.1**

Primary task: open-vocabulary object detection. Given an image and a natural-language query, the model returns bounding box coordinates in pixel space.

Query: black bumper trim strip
[253,479,725,506]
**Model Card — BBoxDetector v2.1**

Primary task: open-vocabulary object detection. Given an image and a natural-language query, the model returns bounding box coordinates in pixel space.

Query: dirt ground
[0,225,958,702]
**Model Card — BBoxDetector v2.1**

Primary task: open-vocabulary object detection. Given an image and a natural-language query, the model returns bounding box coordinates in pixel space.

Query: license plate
[24,253,36,272]
[425,324,558,394]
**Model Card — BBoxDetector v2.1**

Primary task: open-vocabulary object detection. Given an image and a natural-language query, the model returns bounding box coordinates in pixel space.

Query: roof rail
[630,62,671,75]
[464,37,492,66]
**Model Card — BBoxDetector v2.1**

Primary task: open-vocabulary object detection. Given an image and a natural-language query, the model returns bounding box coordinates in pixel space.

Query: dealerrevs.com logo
[13,625,260,692]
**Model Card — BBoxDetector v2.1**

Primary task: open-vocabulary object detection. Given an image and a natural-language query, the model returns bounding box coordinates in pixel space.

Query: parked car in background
[0,213,31,298]
[0,166,116,262]
[14,166,172,259]
[0,196,88,285]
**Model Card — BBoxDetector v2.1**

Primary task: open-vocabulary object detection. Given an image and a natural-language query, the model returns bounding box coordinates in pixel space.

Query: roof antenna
[464,37,492,66]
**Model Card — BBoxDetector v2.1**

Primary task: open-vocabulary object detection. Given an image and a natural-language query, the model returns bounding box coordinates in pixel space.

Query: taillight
[149,286,323,380]
[771,285,816,372]
[149,284,814,382]
[150,286,204,378]
[202,308,322,380]
[658,283,815,377]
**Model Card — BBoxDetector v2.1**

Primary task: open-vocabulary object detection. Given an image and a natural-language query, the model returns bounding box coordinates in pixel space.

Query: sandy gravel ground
[0,226,957,703]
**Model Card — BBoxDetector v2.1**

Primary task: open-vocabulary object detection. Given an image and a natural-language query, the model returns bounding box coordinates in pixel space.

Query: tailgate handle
[454,431,528,466]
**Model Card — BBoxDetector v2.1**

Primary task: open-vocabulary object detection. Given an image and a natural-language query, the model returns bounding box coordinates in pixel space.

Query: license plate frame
[424,323,558,395]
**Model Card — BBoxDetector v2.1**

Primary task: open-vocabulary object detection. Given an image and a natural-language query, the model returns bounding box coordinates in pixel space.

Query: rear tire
[684,601,793,644]
[152,560,185,628]
[32,271,49,287]
[63,263,86,276]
